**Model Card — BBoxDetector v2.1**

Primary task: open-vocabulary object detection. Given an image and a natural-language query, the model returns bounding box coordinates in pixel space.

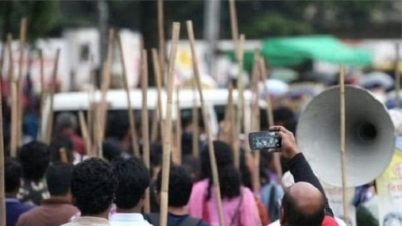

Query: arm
[269,125,334,217]
[288,153,334,216]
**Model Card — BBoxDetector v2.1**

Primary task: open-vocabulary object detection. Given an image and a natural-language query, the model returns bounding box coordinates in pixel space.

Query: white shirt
[109,213,153,226]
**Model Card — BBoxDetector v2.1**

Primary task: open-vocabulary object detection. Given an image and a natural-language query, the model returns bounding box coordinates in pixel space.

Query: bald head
[280,182,325,226]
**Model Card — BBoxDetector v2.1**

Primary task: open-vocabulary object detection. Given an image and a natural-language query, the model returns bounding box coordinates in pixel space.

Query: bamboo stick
[187,20,224,226]
[158,0,165,79]
[150,101,159,142]
[259,58,282,179]
[0,73,6,226]
[38,49,45,141]
[45,49,60,145]
[88,55,95,153]
[7,35,17,157]
[250,52,261,196]
[395,43,400,109]
[98,29,115,155]
[175,86,182,164]
[228,0,239,50]
[60,147,68,163]
[141,50,151,213]
[339,65,349,221]
[16,18,27,147]
[159,22,180,226]
[116,33,140,157]
[191,80,199,158]
[6,34,14,82]
[233,34,245,170]
[78,111,91,157]
[151,49,164,142]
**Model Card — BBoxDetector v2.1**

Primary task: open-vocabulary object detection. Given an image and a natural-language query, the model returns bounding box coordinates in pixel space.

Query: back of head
[200,140,233,179]
[112,157,150,209]
[156,164,193,207]
[18,141,50,181]
[71,158,116,215]
[5,157,22,193]
[103,139,124,162]
[281,182,325,226]
[56,112,77,131]
[46,163,74,196]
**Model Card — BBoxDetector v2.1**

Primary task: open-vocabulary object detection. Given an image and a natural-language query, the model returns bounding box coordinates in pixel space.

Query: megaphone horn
[296,85,395,188]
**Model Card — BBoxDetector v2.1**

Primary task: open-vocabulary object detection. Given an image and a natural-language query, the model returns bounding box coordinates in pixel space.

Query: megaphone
[296,85,395,188]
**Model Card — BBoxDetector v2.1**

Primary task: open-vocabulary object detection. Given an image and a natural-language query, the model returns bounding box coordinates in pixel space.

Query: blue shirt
[167,213,209,226]
[6,198,34,226]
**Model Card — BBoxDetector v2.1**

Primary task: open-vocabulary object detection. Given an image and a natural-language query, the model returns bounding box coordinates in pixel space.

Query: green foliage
[0,1,61,43]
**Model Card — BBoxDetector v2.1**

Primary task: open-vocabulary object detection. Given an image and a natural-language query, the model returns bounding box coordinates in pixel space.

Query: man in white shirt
[109,157,153,226]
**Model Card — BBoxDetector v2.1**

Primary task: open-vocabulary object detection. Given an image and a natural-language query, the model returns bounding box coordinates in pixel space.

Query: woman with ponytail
[187,141,260,226]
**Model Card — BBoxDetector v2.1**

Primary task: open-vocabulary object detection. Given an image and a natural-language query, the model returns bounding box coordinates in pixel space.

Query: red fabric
[70,134,86,155]
[322,216,338,226]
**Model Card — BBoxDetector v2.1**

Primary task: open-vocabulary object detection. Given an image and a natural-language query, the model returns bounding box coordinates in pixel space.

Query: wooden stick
[98,29,115,154]
[233,34,245,170]
[45,49,60,145]
[0,73,6,226]
[395,43,400,109]
[16,18,27,148]
[116,33,140,157]
[38,49,45,141]
[141,49,151,213]
[158,0,165,79]
[250,51,261,196]
[339,65,349,221]
[88,55,95,153]
[191,80,199,158]
[78,111,91,157]
[159,22,180,226]
[6,34,14,82]
[59,147,68,163]
[259,58,282,179]
[151,49,164,142]
[175,86,182,164]
[187,20,224,226]
[228,0,239,50]
[150,100,159,142]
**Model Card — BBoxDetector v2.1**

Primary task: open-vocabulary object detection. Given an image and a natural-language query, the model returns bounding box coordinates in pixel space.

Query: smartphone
[248,130,281,150]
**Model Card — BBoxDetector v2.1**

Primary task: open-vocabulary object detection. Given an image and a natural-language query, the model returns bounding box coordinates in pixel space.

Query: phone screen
[248,131,280,150]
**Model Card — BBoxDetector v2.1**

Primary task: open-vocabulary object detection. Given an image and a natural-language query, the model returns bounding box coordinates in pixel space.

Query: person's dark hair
[273,107,295,124]
[18,141,50,181]
[46,163,74,196]
[5,157,22,193]
[156,164,193,207]
[182,155,201,182]
[103,139,124,162]
[106,112,130,141]
[71,158,116,215]
[112,157,150,209]
[281,192,325,226]
[201,141,241,200]
[239,149,252,190]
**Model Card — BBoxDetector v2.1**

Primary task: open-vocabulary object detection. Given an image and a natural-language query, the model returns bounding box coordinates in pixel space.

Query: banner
[321,182,357,226]
[377,140,402,226]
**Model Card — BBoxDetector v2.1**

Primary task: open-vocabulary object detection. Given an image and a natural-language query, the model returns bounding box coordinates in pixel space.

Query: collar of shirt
[5,197,20,203]
[110,213,147,222]
[71,217,109,226]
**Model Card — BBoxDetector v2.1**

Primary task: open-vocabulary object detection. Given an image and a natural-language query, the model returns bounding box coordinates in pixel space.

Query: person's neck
[116,205,142,214]
[50,194,71,201]
[168,206,187,216]
[81,212,109,220]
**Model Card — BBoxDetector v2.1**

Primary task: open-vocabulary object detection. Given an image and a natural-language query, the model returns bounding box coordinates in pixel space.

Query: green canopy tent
[225,35,373,72]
